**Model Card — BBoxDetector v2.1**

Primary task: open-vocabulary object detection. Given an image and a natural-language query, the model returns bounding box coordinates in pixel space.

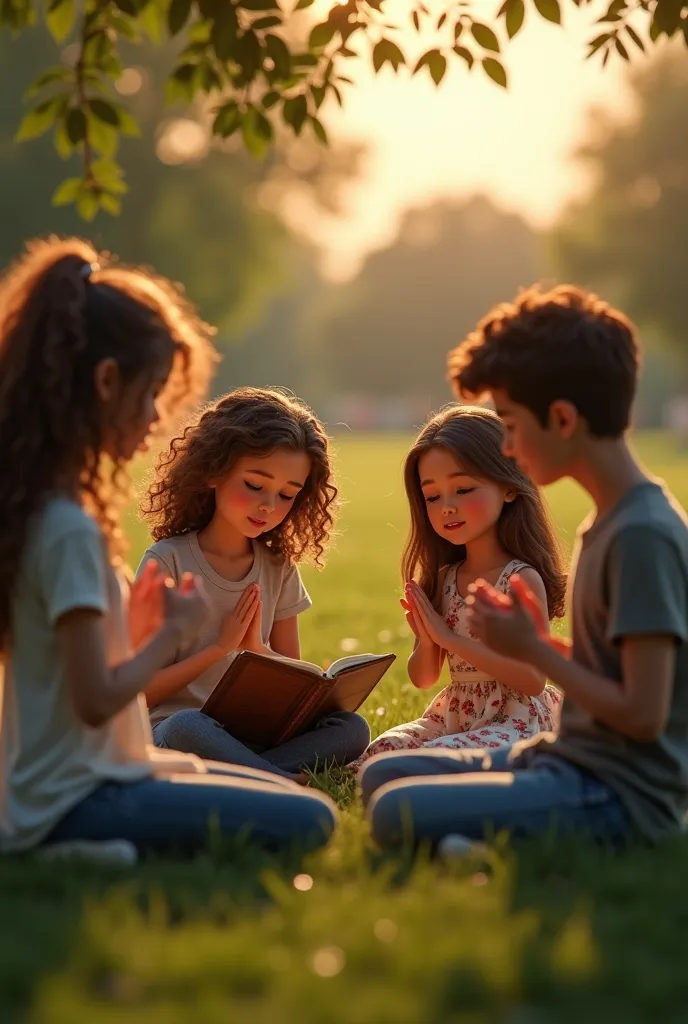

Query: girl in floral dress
[354,405,566,769]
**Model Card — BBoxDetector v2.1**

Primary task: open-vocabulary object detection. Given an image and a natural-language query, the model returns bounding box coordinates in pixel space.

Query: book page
[252,649,324,677]
[326,653,388,677]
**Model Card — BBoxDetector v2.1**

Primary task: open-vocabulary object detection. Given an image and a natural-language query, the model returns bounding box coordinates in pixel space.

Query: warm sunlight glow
[303,3,645,280]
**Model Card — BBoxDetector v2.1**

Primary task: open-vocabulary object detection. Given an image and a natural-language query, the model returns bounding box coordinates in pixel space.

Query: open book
[201,650,396,748]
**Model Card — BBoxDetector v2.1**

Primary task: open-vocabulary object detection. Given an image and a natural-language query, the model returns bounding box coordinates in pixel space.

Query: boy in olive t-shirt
[360,285,688,849]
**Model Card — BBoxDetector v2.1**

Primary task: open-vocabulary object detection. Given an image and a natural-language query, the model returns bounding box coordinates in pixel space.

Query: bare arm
[269,615,301,659]
[408,637,446,689]
[144,644,226,709]
[531,634,675,741]
[56,580,206,728]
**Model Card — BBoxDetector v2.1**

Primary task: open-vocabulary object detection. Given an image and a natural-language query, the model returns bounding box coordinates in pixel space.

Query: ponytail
[0,236,216,651]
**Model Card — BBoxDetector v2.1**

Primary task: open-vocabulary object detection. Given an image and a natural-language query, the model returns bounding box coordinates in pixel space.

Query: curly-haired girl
[138,387,370,778]
[0,238,336,862]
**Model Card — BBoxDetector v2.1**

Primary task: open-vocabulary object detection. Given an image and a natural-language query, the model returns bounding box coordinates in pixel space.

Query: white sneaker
[437,834,487,863]
[37,839,139,866]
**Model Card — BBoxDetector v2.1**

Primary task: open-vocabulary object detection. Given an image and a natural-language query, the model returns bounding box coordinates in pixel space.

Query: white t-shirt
[139,532,311,726]
[0,499,154,852]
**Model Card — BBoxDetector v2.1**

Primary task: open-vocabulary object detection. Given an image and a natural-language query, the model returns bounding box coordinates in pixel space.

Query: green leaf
[372,38,405,72]
[505,0,525,39]
[310,83,326,109]
[453,44,474,69]
[114,0,138,15]
[54,121,74,158]
[412,10,420,31]
[330,82,343,106]
[265,33,292,78]
[25,66,72,100]
[168,0,192,36]
[470,22,500,52]
[46,0,75,43]
[533,0,561,25]
[138,0,166,43]
[414,49,447,85]
[52,177,82,207]
[100,193,123,216]
[242,0,279,9]
[166,63,198,103]
[309,21,337,49]
[292,52,319,67]
[211,5,239,60]
[454,21,463,40]
[482,56,507,88]
[262,90,280,108]
[76,189,100,222]
[92,157,128,193]
[90,99,120,127]
[295,0,316,7]
[283,93,308,134]
[87,116,119,158]
[118,107,140,136]
[213,101,242,138]
[310,115,328,144]
[235,30,262,79]
[15,97,66,142]
[66,107,87,145]
[242,105,273,158]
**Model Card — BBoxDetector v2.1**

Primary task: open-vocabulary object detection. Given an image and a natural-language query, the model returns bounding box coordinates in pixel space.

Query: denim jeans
[360,744,632,849]
[153,709,370,779]
[43,761,336,856]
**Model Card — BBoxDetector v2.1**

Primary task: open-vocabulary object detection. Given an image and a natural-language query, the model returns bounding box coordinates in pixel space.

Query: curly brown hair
[142,387,338,567]
[447,284,640,438]
[0,236,217,652]
[402,405,567,619]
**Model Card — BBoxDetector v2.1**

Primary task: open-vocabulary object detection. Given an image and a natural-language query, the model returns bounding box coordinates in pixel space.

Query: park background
[3,6,688,1022]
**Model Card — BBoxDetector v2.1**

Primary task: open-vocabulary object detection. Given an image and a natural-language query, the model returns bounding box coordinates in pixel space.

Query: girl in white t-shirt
[138,388,370,778]
[0,238,336,859]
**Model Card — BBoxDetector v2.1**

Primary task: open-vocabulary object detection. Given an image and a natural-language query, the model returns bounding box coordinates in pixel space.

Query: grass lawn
[3,432,688,1023]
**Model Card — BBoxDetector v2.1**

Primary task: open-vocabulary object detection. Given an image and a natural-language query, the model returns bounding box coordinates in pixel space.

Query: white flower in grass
[340,637,359,653]
[377,629,393,643]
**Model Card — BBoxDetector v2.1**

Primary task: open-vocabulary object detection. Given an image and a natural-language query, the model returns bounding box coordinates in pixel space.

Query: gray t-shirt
[138,532,311,726]
[529,482,688,842]
[0,499,153,852]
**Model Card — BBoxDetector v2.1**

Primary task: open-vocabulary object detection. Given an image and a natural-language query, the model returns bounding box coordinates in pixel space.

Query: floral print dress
[353,560,562,770]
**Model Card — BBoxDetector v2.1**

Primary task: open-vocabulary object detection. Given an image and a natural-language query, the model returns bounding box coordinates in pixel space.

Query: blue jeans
[44,761,336,856]
[360,745,632,849]
[153,709,370,779]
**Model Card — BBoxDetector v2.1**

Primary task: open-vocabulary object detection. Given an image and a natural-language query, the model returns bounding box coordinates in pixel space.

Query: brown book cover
[201,650,396,748]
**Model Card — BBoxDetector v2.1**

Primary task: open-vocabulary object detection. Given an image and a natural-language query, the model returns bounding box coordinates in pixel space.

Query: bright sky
[289,3,639,280]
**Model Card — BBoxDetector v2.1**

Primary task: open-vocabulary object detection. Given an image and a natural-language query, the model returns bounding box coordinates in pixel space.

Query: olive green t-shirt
[531,482,688,842]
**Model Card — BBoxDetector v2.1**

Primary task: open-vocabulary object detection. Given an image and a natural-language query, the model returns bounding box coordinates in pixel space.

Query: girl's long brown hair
[142,387,338,567]
[0,236,217,653]
[402,405,567,618]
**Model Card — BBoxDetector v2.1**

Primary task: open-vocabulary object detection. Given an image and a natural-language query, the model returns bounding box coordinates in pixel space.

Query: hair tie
[80,262,100,281]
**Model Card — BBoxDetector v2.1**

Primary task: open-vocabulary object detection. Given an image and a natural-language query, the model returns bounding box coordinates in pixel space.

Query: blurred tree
[312,195,542,407]
[0,28,363,348]
[552,49,688,374]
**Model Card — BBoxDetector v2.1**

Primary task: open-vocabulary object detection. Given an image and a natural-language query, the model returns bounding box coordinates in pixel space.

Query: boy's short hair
[447,285,640,437]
